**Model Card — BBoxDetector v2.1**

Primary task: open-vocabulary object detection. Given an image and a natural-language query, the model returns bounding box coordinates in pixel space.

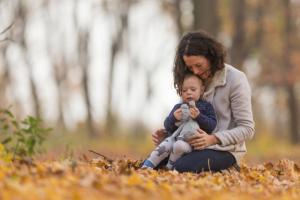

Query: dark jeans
[156,149,237,173]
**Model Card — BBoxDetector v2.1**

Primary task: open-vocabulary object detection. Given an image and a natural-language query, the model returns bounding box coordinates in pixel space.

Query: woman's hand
[152,129,167,146]
[189,107,200,119]
[173,108,182,121]
[187,128,220,150]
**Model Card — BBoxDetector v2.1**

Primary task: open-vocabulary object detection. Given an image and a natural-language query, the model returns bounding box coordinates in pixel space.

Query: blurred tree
[173,0,184,36]
[192,0,220,37]
[0,0,299,142]
[230,0,246,70]
[14,1,41,118]
[52,59,67,130]
[165,0,220,38]
[254,0,300,143]
[0,24,13,107]
[74,0,97,137]
[160,0,184,37]
[229,0,263,70]
[78,30,96,137]
[102,0,133,136]
[282,0,299,143]
[43,1,68,130]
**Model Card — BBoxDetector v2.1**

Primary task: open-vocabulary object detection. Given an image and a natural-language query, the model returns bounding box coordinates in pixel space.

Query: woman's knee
[174,158,210,173]
[173,159,188,172]
[173,150,237,173]
[173,156,196,173]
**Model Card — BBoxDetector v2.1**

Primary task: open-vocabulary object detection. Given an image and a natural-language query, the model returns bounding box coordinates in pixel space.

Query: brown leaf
[264,162,274,170]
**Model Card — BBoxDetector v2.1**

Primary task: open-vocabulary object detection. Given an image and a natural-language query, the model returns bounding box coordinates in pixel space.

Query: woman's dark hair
[173,30,226,94]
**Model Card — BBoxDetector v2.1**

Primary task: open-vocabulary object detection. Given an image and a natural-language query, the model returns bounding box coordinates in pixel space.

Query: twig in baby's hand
[188,100,196,108]
[88,150,113,162]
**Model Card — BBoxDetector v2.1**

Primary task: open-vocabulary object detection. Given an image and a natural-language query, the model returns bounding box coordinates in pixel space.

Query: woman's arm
[188,128,220,150]
[214,72,255,146]
[152,129,167,146]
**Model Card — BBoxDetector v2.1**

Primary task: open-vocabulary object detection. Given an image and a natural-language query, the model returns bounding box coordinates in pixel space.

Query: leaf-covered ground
[0,157,299,200]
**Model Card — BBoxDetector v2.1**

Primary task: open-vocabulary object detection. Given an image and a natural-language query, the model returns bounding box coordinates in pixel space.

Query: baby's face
[181,75,204,103]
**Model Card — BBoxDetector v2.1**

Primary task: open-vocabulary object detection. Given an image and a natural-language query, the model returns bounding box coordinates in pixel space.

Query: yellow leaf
[127,173,143,186]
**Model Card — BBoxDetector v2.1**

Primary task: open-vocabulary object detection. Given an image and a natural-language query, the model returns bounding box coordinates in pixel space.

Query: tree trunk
[283,0,299,144]
[0,47,11,106]
[230,0,246,70]
[174,0,184,37]
[26,57,41,118]
[105,37,118,136]
[104,1,131,136]
[79,31,97,137]
[53,61,67,130]
[73,0,97,137]
[192,0,220,37]
[16,2,41,118]
[286,86,299,143]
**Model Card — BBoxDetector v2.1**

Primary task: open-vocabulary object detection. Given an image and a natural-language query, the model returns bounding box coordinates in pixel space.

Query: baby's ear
[201,85,205,94]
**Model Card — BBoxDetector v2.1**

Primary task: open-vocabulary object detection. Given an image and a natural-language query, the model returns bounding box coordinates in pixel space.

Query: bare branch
[0,22,15,35]
[0,37,15,43]
[88,150,113,162]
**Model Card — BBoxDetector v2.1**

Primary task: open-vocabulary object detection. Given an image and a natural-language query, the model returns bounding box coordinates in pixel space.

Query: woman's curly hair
[173,30,226,94]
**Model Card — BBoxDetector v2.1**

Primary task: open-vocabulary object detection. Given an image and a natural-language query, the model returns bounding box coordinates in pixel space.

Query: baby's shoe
[141,159,155,169]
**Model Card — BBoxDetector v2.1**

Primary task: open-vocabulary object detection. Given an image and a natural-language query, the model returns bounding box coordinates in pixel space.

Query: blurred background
[0,0,300,162]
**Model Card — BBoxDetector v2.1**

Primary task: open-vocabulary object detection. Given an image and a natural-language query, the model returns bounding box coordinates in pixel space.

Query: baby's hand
[190,107,200,119]
[173,108,182,121]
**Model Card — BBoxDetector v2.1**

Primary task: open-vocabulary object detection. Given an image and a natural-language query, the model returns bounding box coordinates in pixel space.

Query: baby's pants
[147,136,192,169]
[167,140,192,169]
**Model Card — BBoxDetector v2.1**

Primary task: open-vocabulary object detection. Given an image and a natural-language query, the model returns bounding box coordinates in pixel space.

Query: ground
[0,156,299,200]
[1,131,300,199]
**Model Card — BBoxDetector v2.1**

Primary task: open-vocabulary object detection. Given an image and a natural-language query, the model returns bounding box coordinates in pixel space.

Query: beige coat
[203,64,255,163]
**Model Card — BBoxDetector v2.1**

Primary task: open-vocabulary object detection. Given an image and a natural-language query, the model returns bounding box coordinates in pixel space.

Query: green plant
[0,108,52,159]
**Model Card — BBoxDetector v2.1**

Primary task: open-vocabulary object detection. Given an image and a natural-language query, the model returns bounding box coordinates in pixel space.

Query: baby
[142,73,217,170]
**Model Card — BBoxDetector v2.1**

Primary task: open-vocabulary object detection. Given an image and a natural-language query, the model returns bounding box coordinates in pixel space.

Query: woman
[153,30,255,173]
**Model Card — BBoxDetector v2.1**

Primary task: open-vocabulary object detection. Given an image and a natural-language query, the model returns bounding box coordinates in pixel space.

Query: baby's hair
[184,72,204,82]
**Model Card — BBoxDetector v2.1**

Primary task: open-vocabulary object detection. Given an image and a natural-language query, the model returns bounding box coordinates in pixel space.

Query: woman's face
[183,55,211,80]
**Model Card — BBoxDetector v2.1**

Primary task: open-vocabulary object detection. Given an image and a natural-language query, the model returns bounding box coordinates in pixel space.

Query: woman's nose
[191,66,200,75]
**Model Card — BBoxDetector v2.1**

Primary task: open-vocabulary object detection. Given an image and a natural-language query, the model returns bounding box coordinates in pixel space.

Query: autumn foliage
[0,155,299,200]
